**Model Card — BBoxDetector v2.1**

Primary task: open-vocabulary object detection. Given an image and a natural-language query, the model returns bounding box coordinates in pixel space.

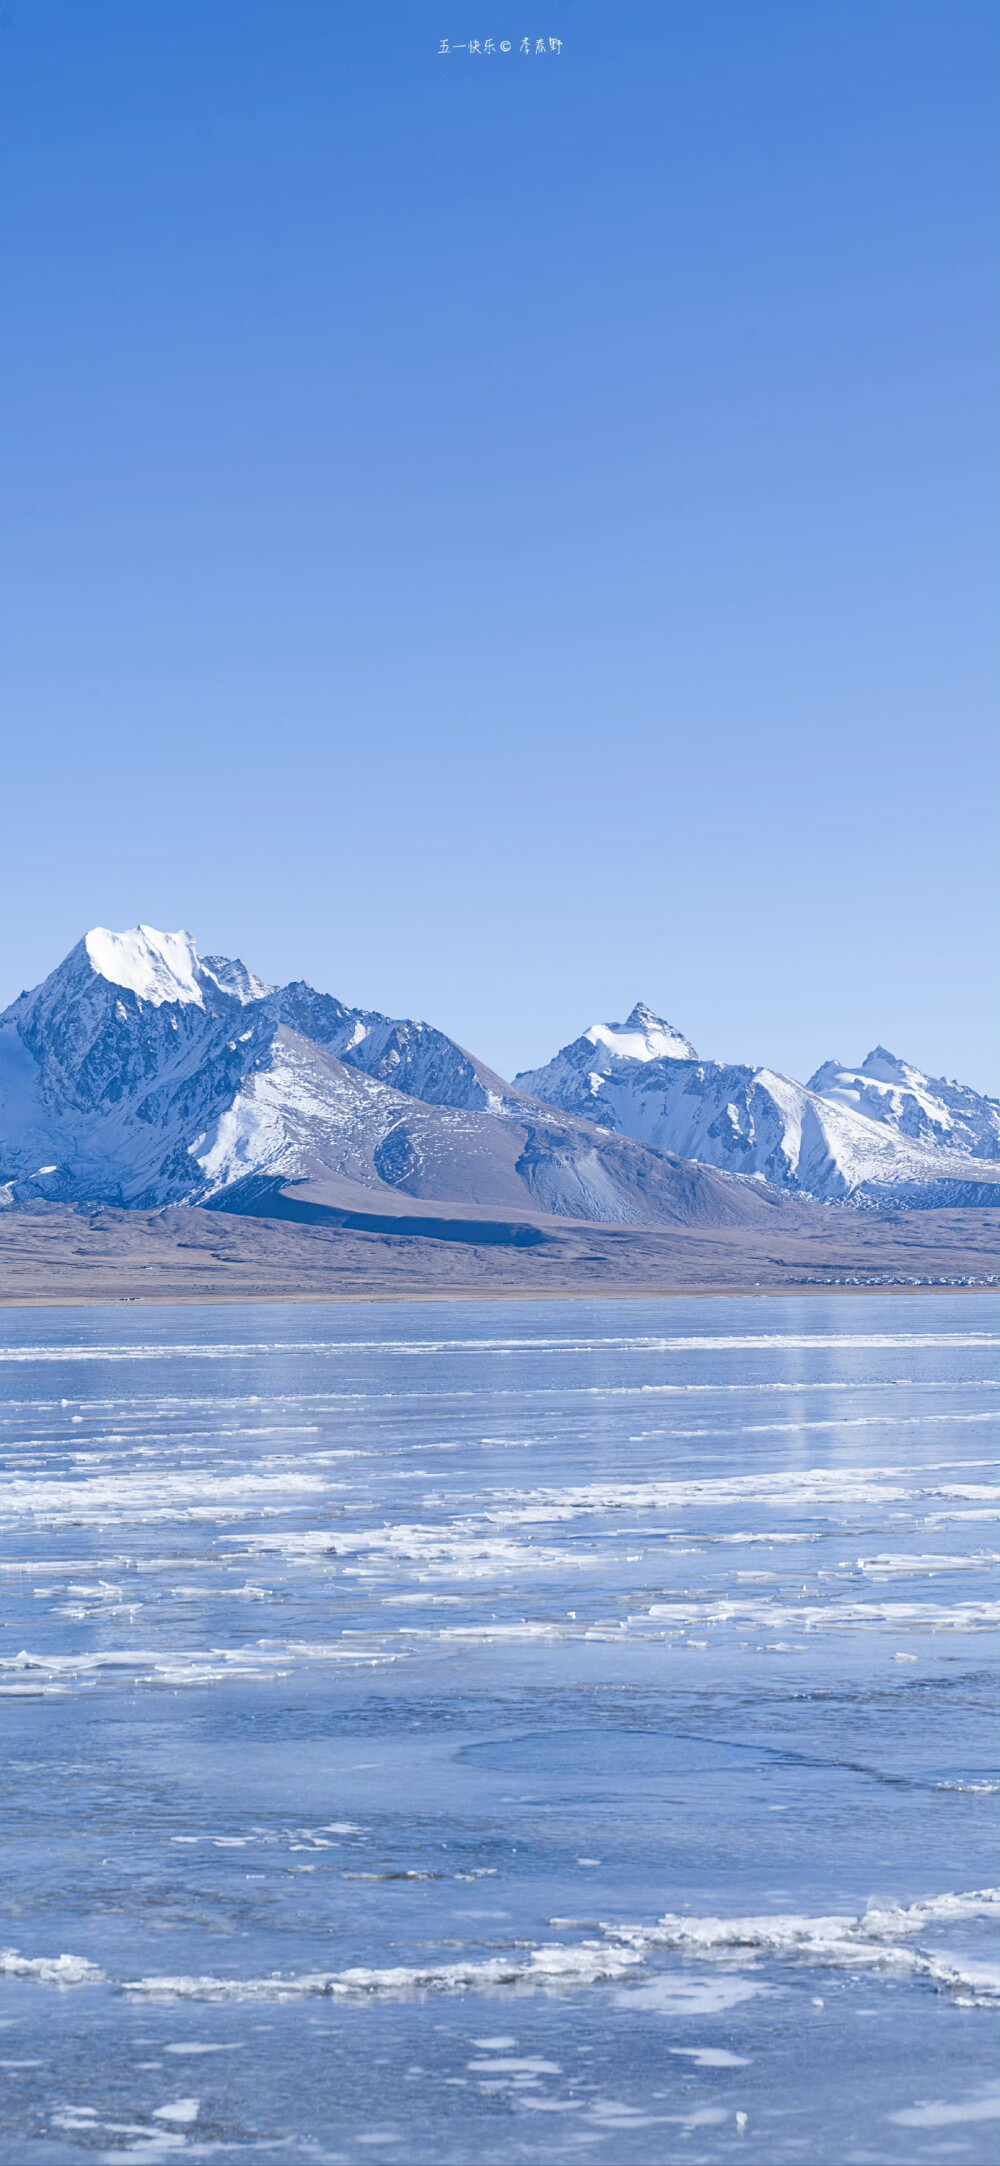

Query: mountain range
[517,1003,1000,1207]
[0,929,997,1230]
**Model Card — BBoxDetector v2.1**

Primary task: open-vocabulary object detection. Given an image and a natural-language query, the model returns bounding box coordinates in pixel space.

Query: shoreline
[0,1279,995,1310]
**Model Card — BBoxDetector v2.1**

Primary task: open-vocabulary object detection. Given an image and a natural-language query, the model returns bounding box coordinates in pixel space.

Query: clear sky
[2,0,997,1091]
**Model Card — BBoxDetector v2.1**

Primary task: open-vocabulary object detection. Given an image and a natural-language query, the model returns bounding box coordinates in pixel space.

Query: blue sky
[3,0,997,1089]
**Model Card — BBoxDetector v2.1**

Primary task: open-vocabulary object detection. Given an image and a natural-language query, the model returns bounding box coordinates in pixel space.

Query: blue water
[0,1292,997,2163]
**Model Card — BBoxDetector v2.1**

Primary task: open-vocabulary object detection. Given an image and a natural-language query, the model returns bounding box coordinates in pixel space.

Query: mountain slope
[276,983,517,1112]
[517,1008,1000,1207]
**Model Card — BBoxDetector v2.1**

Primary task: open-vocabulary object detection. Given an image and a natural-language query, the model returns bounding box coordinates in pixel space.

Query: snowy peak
[807,1048,1000,1162]
[810,1046,922,1092]
[584,1003,698,1064]
[2,925,280,1139]
[81,926,271,1010]
[515,1005,699,1120]
[200,954,274,1005]
[85,926,207,1008]
[859,1046,912,1084]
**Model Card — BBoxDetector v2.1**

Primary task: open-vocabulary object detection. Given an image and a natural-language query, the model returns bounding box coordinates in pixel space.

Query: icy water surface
[0,1292,997,2163]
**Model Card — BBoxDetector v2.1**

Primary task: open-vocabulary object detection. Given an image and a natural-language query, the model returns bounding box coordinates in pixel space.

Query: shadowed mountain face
[0,929,801,1231]
[517,1006,1000,1208]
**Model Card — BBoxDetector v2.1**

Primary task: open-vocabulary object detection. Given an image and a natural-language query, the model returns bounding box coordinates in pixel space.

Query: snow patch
[84,926,205,1009]
[585,1003,697,1064]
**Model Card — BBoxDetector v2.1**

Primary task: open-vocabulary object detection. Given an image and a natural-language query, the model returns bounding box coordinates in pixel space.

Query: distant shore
[0,1202,995,1312]
[1,1280,995,1310]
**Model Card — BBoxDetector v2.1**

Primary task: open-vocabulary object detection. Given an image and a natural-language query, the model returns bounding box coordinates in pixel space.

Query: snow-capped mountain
[807,1048,1000,1161]
[4,936,995,1221]
[515,1003,696,1125]
[0,930,792,1230]
[517,1006,1000,1207]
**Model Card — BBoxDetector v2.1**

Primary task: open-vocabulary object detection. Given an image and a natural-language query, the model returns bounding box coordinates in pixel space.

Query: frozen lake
[0,1292,997,2162]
